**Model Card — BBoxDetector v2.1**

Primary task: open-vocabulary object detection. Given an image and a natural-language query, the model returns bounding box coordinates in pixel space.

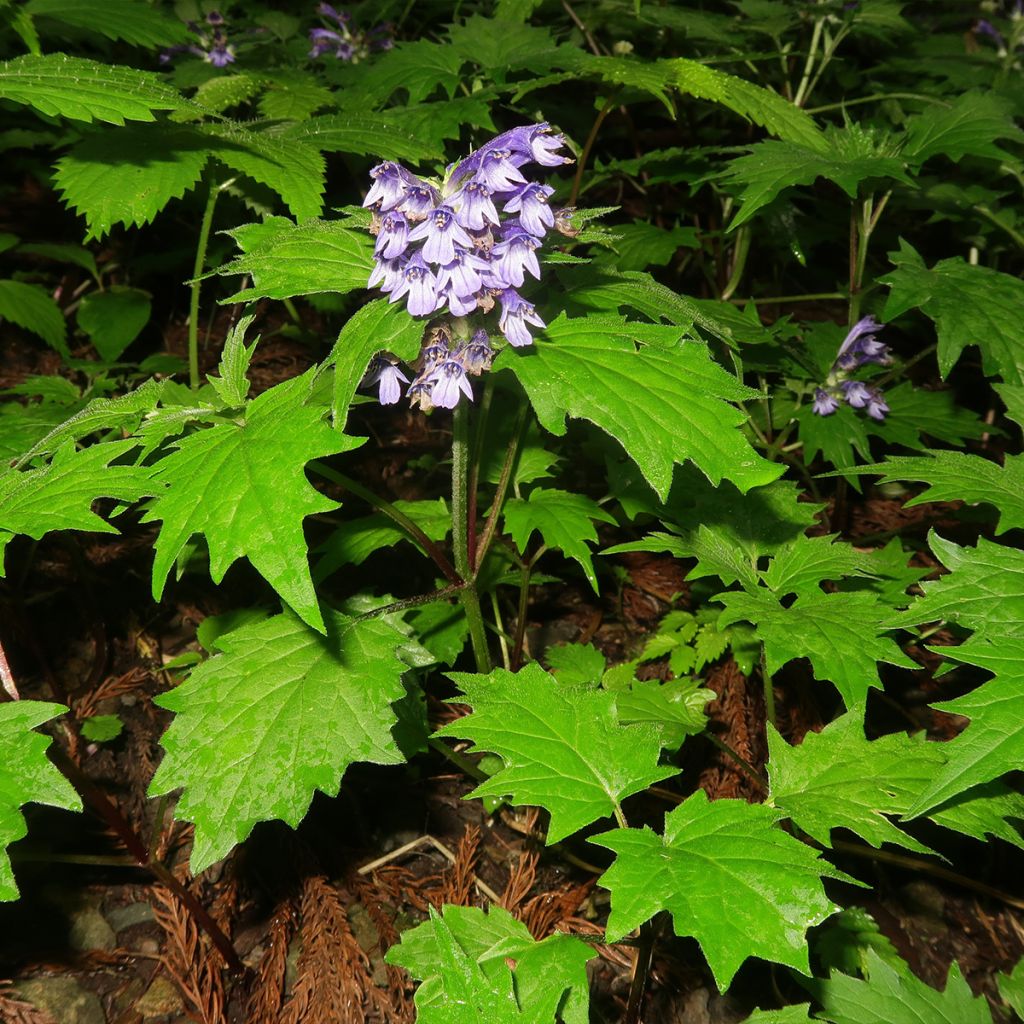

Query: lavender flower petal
[499,289,545,347]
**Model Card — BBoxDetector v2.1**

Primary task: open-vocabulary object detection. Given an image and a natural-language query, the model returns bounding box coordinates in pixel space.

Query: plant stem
[188,178,222,390]
[760,647,776,729]
[805,92,950,115]
[309,462,461,586]
[569,89,621,207]
[792,15,824,108]
[474,401,528,571]
[452,404,491,673]
[729,291,846,306]
[720,225,751,300]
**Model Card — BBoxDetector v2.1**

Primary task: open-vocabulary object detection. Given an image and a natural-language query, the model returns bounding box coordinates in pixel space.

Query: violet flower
[388,253,441,317]
[811,316,893,421]
[504,183,555,237]
[362,356,409,405]
[431,358,474,409]
[499,289,545,347]
[408,205,475,265]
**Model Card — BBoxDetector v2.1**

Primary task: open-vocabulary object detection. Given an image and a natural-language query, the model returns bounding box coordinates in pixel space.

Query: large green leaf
[0,440,154,571]
[218,217,374,302]
[840,452,1024,535]
[386,904,594,1024]
[928,781,1024,850]
[903,91,1024,166]
[53,124,211,239]
[495,312,782,499]
[592,791,841,988]
[907,635,1024,817]
[149,609,412,873]
[0,53,183,124]
[0,279,66,354]
[890,532,1024,641]
[813,951,991,1024]
[880,240,1024,385]
[767,714,944,854]
[77,287,151,360]
[437,663,676,843]
[725,130,910,229]
[25,0,189,47]
[339,39,465,106]
[503,487,616,593]
[718,588,915,709]
[141,374,358,633]
[0,701,81,901]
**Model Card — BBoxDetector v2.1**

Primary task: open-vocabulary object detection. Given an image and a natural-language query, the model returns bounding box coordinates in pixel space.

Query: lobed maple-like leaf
[0,440,154,573]
[386,904,593,1024]
[142,373,359,633]
[812,951,991,1024]
[880,240,1024,386]
[25,0,189,47]
[437,663,676,842]
[903,91,1024,166]
[719,588,915,709]
[928,781,1024,850]
[761,535,877,596]
[840,452,1024,535]
[767,714,944,854]
[503,487,616,592]
[592,790,841,988]
[495,312,782,499]
[906,635,1024,817]
[149,609,413,873]
[889,532,1024,642]
[0,701,81,901]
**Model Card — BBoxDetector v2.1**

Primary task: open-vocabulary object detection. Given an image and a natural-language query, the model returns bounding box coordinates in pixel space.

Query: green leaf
[814,908,904,982]
[0,440,154,569]
[0,701,81,901]
[592,790,841,988]
[77,286,150,360]
[218,216,374,302]
[341,40,464,106]
[880,240,1024,385]
[207,314,256,408]
[18,242,98,280]
[903,91,1024,166]
[495,312,782,499]
[201,122,325,222]
[998,957,1024,1019]
[762,535,877,596]
[282,112,448,164]
[149,609,411,873]
[996,383,1024,430]
[840,452,1024,535]
[545,642,606,687]
[185,74,263,118]
[327,298,426,428]
[767,715,943,854]
[0,279,66,354]
[870,382,987,451]
[80,714,123,743]
[315,498,450,579]
[386,904,594,1024]
[406,598,468,667]
[613,677,714,749]
[503,488,616,593]
[906,635,1024,817]
[718,589,915,709]
[437,663,676,843]
[141,373,359,633]
[794,403,872,473]
[595,222,698,273]
[0,54,183,124]
[26,0,189,47]
[725,129,910,229]
[257,78,334,121]
[928,781,1024,850]
[890,532,1024,641]
[53,125,210,239]
[813,951,991,1024]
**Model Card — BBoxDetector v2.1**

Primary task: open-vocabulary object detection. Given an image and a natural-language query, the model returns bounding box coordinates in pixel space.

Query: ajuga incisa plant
[1,2,1024,1023]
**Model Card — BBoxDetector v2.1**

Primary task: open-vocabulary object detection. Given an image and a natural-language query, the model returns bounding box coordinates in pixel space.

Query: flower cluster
[160,11,235,68]
[811,316,892,421]
[309,3,393,60]
[360,123,573,411]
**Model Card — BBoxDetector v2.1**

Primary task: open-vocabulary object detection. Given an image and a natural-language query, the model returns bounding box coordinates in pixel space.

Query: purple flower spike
[445,288,478,316]
[364,161,413,211]
[362,356,409,405]
[454,180,500,231]
[812,388,839,416]
[206,11,226,25]
[408,205,475,265]
[512,124,571,166]
[866,389,889,421]
[389,253,442,317]
[317,2,346,20]
[375,210,410,260]
[436,247,486,300]
[835,315,890,371]
[368,256,403,294]
[504,183,555,237]
[431,359,474,409]
[975,19,1006,46]
[491,226,541,287]
[400,183,440,220]
[476,148,527,192]
[499,289,545,347]
[206,43,235,66]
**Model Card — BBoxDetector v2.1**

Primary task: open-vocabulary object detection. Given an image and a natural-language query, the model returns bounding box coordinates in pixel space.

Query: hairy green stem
[474,401,528,571]
[309,462,461,585]
[188,178,222,390]
[760,647,777,729]
[452,404,492,673]
[569,89,621,207]
[729,291,846,306]
[720,225,751,300]
[805,91,949,115]
[792,15,824,108]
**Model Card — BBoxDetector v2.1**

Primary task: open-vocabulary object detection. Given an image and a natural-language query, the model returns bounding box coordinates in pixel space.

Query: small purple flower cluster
[812,316,892,421]
[160,11,235,68]
[360,123,573,410]
[309,3,393,60]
